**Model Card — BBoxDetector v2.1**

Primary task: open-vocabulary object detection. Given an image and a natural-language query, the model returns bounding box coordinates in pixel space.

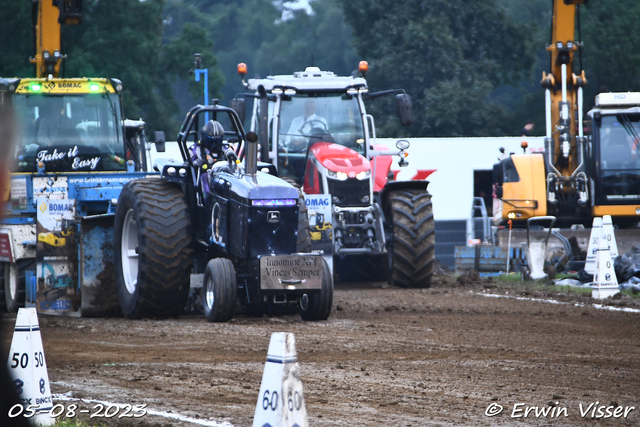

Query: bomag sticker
[57,82,82,89]
[34,197,78,315]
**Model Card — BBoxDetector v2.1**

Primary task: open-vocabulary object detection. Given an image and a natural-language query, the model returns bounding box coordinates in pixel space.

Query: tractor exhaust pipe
[245,131,259,175]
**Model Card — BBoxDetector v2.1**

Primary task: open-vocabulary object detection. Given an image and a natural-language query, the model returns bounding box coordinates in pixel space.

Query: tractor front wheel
[299,257,333,321]
[202,258,237,322]
[389,189,435,288]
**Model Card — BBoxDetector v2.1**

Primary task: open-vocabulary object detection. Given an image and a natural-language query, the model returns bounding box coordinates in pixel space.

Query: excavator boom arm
[30,0,83,78]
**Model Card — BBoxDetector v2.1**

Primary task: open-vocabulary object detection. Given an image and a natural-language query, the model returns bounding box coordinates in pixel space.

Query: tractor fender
[378,180,430,218]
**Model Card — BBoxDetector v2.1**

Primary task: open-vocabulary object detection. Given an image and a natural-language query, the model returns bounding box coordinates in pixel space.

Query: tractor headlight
[336,172,348,181]
[327,170,337,178]
[252,199,296,206]
[396,139,410,150]
[167,167,176,176]
[356,170,370,180]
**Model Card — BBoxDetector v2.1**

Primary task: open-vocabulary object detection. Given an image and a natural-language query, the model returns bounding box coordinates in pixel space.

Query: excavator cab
[588,93,640,219]
[7,80,131,173]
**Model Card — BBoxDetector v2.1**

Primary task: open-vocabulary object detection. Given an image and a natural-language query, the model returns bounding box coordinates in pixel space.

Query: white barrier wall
[150,137,547,222]
[379,137,545,220]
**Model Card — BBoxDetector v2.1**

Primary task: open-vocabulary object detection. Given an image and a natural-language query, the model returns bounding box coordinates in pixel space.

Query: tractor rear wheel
[299,257,333,321]
[389,189,435,288]
[202,258,237,322]
[114,178,193,318]
[2,260,31,313]
[281,177,311,253]
[0,263,6,312]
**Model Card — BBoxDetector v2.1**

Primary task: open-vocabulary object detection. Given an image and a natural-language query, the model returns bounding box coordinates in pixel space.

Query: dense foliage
[1,0,639,137]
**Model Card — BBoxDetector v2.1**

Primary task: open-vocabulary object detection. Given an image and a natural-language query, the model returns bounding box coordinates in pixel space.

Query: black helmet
[200,120,225,149]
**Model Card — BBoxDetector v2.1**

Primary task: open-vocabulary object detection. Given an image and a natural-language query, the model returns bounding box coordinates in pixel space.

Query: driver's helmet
[199,120,225,150]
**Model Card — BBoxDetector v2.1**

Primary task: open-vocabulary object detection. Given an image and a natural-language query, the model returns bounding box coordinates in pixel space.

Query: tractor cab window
[11,93,125,172]
[598,114,640,201]
[277,93,365,182]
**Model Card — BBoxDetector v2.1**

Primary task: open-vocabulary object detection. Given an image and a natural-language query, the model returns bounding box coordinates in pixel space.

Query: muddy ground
[2,274,640,427]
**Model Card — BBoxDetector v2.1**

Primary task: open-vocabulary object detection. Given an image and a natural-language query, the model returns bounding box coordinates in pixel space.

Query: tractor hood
[310,142,370,175]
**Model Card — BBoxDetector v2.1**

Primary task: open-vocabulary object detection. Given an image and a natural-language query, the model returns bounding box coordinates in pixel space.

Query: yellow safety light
[237,63,247,76]
[358,61,368,74]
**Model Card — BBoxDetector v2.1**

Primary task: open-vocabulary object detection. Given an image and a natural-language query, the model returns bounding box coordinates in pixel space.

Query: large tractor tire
[1,260,31,313]
[0,263,6,313]
[281,177,311,253]
[202,258,237,322]
[299,257,333,321]
[389,189,435,288]
[114,178,193,318]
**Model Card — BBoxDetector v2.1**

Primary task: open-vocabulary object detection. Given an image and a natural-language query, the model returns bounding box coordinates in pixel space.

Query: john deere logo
[267,211,280,223]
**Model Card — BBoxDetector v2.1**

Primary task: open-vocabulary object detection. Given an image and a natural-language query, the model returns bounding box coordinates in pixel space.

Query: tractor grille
[327,177,370,207]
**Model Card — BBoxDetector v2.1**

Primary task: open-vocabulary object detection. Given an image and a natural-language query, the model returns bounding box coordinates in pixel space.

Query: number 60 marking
[287,390,302,411]
[262,390,278,411]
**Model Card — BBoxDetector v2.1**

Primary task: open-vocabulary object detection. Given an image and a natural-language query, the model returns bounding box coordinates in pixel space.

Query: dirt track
[2,276,640,426]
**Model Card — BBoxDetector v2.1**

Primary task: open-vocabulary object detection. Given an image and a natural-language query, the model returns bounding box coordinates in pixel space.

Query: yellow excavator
[31,0,83,78]
[494,0,640,228]
[494,0,591,226]
[309,212,332,242]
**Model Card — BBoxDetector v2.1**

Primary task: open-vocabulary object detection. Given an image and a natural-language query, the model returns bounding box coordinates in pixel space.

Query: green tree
[340,0,533,137]
[62,0,223,134]
[163,0,282,104]
[163,0,358,105]
[0,2,33,78]
[581,0,640,104]
[255,0,359,77]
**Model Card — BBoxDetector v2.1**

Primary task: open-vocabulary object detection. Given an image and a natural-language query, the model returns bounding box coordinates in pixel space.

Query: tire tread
[115,178,193,318]
[390,189,435,288]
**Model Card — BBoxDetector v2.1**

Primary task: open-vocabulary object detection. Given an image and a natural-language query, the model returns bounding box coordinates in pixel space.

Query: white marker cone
[584,217,603,275]
[252,333,308,427]
[601,215,619,259]
[592,238,620,299]
[7,308,54,426]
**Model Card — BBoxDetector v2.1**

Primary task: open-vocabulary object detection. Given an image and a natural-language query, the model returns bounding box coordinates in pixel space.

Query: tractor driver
[191,120,225,167]
[36,97,74,146]
[285,99,328,152]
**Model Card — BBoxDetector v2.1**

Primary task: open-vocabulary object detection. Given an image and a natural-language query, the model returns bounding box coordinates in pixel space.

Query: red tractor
[232,63,434,287]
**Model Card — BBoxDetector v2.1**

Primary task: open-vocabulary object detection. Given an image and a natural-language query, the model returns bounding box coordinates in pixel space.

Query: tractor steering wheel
[299,119,328,135]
